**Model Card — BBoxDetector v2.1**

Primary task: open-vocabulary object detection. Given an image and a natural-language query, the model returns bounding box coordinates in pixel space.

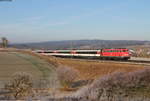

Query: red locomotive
[101,48,130,60]
[34,48,131,60]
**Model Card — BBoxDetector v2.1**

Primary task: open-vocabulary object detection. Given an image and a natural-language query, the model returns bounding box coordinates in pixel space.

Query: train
[34,48,131,60]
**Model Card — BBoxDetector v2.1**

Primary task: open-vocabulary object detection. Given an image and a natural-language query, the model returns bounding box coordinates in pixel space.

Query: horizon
[9,39,149,44]
[0,0,150,43]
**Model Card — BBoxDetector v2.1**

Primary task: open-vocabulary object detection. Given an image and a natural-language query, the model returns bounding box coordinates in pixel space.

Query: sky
[0,0,150,43]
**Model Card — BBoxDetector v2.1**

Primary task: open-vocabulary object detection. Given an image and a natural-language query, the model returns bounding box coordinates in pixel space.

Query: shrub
[56,66,79,88]
[73,68,150,101]
[4,72,33,99]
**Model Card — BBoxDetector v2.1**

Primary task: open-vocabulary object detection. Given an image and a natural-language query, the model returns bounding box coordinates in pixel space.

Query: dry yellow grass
[20,50,59,67]
[55,58,145,80]
[21,50,146,80]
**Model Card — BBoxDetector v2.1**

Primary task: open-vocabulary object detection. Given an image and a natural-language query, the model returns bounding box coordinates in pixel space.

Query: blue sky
[0,0,150,43]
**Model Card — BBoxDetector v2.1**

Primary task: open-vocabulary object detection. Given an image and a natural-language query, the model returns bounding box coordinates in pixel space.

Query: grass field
[20,51,146,84]
[53,58,145,80]
[0,50,148,100]
[0,52,59,88]
[0,50,145,87]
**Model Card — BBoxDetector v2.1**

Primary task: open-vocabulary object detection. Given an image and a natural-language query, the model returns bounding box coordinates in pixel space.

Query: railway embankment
[130,57,150,62]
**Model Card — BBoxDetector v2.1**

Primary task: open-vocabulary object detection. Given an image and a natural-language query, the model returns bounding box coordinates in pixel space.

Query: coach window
[59,52,70,54]
[107,50,109,52]
[113,50,116,52]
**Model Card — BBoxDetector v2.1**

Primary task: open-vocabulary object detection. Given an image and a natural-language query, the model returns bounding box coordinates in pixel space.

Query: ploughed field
[0,52,58,88]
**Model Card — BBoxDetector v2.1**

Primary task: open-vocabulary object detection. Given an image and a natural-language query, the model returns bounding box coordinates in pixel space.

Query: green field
[0,52,59,88]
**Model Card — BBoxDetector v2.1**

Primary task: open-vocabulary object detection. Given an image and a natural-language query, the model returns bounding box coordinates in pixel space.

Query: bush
[56,66,79,88]
[4,72,33,99]
[73,68,150,101]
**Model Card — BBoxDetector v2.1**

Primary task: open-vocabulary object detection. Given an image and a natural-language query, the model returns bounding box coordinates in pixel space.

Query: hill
[11,40,149,50]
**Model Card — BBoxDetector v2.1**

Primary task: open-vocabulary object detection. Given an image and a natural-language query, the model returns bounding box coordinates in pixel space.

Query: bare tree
[1,37,8,48]
[56,66,79,88]
[4,72,33,99]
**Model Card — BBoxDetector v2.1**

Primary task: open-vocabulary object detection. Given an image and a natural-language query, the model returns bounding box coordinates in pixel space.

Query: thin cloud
[20,16,44,22]
[0,16,44,29]
[48,21,69,26]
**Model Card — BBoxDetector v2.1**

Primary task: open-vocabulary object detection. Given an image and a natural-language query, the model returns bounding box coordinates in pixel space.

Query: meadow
[0,50,148,100]
[0,51,58,88]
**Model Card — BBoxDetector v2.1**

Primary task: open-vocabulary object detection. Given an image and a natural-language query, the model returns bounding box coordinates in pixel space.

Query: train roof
[34,48,129,52]
[45,50,99,52]
[102,48,128,50]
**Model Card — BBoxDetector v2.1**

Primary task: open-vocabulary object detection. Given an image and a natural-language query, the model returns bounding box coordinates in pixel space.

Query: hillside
[12,40,149,49]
